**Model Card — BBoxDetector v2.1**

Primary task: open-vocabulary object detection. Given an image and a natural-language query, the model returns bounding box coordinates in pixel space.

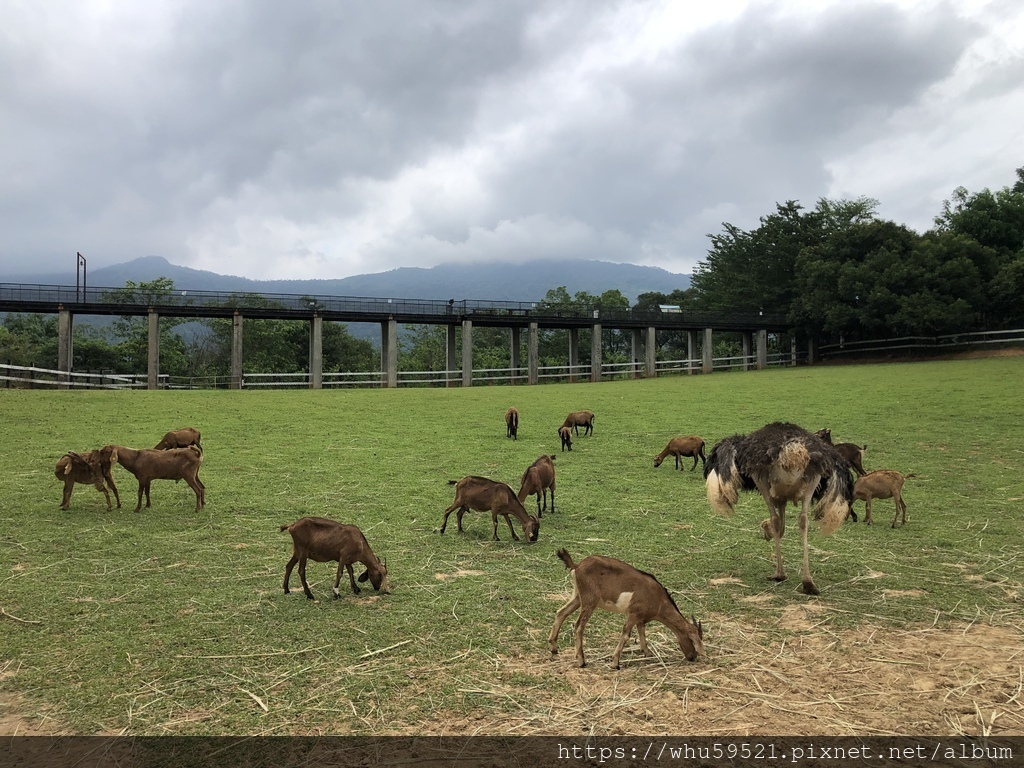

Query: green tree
[633,289,697,359]
[693,197,877,313]
[202,294,375,377]
[1,313,58,367]
[103,278,191,375]
[934,168,1024,327]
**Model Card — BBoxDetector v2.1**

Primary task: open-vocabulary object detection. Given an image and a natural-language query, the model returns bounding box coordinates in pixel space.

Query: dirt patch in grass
[3,616,1023,737]
[397,617,1024,737]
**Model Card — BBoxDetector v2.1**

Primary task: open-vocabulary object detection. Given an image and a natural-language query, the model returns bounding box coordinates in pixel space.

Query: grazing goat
[505,408,519,440]
[705,422,853,595]
[154,427,202,451]
[558,426,573,452]
[280,516,388,600]
[440,476,540,542]
[548,549,704,669]
[815,428,868,476]
[106,445,205,513]
[654,436,707,472]
[518,454,556,516]
[854,470,917,528]
[54,446,120,511]
[562,410,595,437]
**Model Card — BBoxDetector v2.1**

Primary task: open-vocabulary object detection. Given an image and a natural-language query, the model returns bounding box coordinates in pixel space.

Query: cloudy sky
[2,0,1022,281]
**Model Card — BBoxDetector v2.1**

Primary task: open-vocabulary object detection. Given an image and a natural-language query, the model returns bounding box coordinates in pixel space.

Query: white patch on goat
[333,585,340,598]
[600,591,633,613]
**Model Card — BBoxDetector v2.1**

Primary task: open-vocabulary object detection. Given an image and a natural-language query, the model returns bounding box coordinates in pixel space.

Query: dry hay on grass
[4,614,1023,737]
[394,610,1024,738]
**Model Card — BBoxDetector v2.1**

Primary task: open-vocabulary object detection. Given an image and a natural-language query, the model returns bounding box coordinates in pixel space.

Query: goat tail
[447,479,458,486]
[556,548,576,570]
[279,524,292,532]
[904,473,918,480]
[813,469,853,536]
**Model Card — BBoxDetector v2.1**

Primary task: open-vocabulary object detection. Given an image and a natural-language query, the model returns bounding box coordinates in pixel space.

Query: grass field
[2,356,1023,736]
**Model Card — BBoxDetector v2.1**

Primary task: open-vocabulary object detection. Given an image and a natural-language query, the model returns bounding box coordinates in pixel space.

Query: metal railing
[0,281,789,329]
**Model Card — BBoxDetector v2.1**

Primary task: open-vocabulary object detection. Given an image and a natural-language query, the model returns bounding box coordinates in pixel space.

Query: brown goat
[440,476,540,542]
[548,549,704,669]
[106,445,205,513]
[154,427,202,451]
[816,428,868,476]
[54,446,120,511]
[558,425,573,452]
[654,436,707,472]
[281,516,388,600]
[505,408,519,440]
[854,470,917,527]
[518,455,556,516]
[562,411,595,437]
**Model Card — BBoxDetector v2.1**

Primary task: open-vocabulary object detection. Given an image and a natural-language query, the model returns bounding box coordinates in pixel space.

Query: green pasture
[2,357,1022,734]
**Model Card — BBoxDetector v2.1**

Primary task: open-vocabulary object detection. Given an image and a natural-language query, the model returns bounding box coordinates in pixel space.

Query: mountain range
[8,256,691,303]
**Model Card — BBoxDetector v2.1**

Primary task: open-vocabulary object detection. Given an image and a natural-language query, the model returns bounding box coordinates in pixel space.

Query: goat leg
[549,595,580,656]
[298,559,315,600]
[283,556,298,595]
[344,563,360,596]
[503,513,519,541]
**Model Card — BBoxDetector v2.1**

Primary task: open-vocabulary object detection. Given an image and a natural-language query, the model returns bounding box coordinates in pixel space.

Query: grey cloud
[0,1,1019,280]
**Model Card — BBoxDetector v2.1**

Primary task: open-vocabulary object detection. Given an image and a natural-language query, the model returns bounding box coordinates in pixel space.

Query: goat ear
[357,570,370,582]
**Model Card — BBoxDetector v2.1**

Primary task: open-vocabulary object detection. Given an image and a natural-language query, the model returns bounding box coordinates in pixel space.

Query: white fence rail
[818,328,1024,358]
[4,330,1018,390]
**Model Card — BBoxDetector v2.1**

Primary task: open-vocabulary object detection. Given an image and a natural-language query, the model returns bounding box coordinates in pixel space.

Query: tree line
[2,167,1021,378]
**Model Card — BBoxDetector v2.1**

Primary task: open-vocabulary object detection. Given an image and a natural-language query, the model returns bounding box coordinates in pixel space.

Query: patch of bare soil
[3,615,1022,737]
[0,663,66,736]
[394,613,1024,737]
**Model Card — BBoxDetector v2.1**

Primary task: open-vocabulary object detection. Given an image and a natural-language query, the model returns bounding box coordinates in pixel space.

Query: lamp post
[76,252,87,302]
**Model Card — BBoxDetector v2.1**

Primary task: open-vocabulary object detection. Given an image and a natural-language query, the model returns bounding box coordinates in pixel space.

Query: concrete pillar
[702,327,713,374]
[231,312,243,389]
[687,330,697,375]
[528,322,539,385]
[309,315,323,389]
[461,319,473,387]
[757,329,768,370]
[511,326,521,384]
[446,324,458,388]
[568,328,579,382]
[148,309,160,390]
[631,329,642,379]
[381,318,398,388]
[742,332,753,371]
[591,323,602,382]
[645,326,657,378]
[58,308,73,389]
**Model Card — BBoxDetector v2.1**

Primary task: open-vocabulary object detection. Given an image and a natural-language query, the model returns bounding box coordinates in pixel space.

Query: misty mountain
[10,255,690,303]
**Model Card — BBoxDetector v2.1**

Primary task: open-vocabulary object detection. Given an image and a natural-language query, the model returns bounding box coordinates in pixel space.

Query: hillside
[10,255,691,303]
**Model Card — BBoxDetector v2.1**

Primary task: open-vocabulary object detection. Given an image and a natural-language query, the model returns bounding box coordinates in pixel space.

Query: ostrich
[704,422,854,595]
